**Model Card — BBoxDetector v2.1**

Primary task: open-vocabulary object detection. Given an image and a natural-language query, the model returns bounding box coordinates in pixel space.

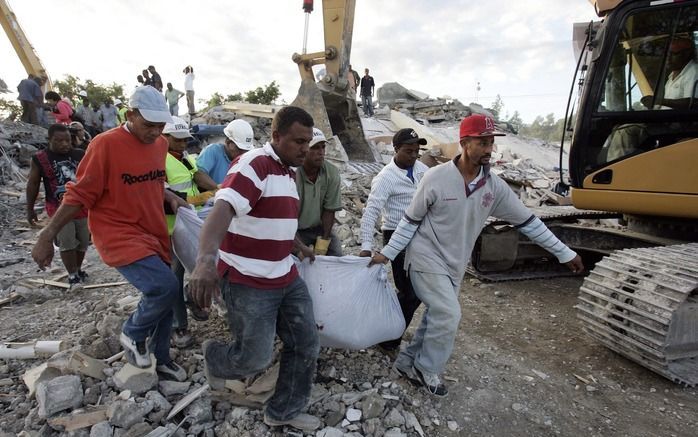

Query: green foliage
[204,81,281,111]
[507,111,523,131]
[244,81,280,105]
[53,75,125,107]
[519,112,566,143]
[490,94,504,119]
[0,97,21,120]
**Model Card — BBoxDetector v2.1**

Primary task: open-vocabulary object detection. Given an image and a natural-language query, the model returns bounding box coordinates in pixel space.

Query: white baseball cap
[223,119,254,150]
[162,116,193,139]
[129,85,172,124]
[113,98,123,106]
[309,128,327,148]
[78,90,88,98]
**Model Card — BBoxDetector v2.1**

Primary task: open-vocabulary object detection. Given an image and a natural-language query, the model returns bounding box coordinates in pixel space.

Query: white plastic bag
[296,256,406,350]
[171,207,215,273]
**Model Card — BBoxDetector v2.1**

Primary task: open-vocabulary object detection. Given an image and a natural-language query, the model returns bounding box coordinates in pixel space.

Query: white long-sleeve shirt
[360,159,429,251]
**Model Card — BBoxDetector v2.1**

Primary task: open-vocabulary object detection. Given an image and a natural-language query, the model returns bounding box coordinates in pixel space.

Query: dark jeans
[117,255,179,363]
[297,226,342,256]
[205,276,319,421]
[379,229,422,349]
[171,252,187,330]
[20,100,37,125]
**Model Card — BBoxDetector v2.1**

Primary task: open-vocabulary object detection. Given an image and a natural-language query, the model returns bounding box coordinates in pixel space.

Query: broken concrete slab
[145,390,172,413]
[36,375,83,418]
[89,421,114,437]
[47,350,107,380]
[184,396,213,425]
[47,407,107,432]
[106,399,153,429]
[23,362,62,397]
[113,359,157,395]
[157,380,191,397]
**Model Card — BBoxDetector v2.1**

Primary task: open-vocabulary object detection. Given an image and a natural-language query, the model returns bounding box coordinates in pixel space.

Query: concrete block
[145,390,172,413]
[107,399,153,429]
[36,375,83,418]
[89,421,113,437]
[157,380,190,397]
[184,397,212,425]
[113,360,157,395]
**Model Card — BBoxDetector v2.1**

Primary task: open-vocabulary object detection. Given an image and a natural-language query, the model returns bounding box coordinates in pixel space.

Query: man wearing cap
[359,128,429,354]
[295,128,343,256]
[69,121,91,150]
[163,116,218,348]
[196,119,255,184]
[32,85,190,382]
[370,114,584,396]
[114,98,127,125]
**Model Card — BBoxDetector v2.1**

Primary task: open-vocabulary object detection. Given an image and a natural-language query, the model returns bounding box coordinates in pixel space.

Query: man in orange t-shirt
[32,86,189,381]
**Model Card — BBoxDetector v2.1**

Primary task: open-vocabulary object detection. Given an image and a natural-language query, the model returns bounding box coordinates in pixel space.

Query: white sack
[172,207,214,273]
[296,256,406,350]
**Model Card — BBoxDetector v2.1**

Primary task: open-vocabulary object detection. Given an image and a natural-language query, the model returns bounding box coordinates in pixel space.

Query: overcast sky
[1,0,598,123]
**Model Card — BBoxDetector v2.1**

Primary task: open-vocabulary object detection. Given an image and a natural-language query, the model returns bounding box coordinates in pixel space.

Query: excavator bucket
[291,78,374,162]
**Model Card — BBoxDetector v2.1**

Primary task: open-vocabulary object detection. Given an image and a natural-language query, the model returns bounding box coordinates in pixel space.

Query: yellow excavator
[566,0,698,386]
[0,0,52,89]
[290,0,374,161]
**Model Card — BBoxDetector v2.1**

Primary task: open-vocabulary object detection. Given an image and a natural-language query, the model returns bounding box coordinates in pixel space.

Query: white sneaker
[119,332,151,368]
[264,412,321,431]
[413,366,448,397]
[156,361,187,382]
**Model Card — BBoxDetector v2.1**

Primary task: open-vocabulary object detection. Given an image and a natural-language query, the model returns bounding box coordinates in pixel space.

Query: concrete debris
[36,375,83,418]
[106,399,153,429]
[113,361,158,395]
[157,380,191,397]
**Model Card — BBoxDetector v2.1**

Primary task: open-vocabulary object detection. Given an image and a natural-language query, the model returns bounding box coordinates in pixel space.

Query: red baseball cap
[459,114,505,139]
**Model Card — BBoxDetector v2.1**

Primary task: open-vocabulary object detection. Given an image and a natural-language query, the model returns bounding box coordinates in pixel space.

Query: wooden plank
[83,281,129,290]
[27,279,70,289]
[0,189,23,197]
[0,293,20,306]
[47,408,107,432]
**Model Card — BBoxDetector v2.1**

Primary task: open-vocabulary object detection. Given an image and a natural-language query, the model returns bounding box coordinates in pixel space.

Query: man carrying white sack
[370,114,584,396]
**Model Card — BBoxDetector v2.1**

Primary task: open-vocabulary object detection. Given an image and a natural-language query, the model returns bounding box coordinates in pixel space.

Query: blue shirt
[196,143,231,184]
[17,79,41,102]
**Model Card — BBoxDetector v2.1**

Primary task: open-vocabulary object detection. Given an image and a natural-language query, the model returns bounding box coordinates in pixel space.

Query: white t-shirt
[184,73,195,91]
[664,59,698,100]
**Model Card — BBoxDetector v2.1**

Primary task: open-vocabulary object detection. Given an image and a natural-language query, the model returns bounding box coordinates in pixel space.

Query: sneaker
[393,361,421,385]
[119,332,152,368]
[172,329,194,348]
[201,339,225,391]
[156,360,187,382]
[413,366,448,397]
[263,412,321,432]
[68,275,83,291]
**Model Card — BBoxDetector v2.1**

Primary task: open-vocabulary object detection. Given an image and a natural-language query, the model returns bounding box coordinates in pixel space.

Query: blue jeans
[117,255,179,363]
[171,253,187,330]
[361,94,374,116]
[394,269,460,375]
[205,276,319,421]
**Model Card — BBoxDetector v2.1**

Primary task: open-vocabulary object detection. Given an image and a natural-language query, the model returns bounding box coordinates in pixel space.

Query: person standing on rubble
[31,86,189,382]
[360,68,375,116]
[164,83,185,116]
[188,106,322,432]
[360,128,430,354]
[98,99,119,131]
[26,124,89,290]
[195,119,255,184]
[17,74,40,125]
[148,65,163,92]
[295,128,343,256]
[183,65,196,117]
[369,114,585,396]
[163,116,218,348]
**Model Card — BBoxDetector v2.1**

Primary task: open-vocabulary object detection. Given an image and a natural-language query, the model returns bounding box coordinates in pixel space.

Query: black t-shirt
[32,148,85,201]
[360,75,375,96]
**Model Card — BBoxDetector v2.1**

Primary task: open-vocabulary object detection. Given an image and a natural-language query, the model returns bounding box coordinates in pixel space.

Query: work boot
[413,366,448,397]
[202,339,225,391]
[119,332,151,368]
[156,360,187,382]
[172,328,194,348]
[263,412,321,432]
[393,360,420,385]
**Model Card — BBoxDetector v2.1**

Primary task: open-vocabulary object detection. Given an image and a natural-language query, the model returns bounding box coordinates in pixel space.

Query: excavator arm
[290,0,374,161]
[0,0,52,89]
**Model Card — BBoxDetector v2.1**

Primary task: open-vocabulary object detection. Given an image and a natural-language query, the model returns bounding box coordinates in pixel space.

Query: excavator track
[576,243,698,386]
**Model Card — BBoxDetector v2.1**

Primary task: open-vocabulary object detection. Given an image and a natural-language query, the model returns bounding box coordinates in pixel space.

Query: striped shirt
[360,159,429,251]
[215,142,300,288]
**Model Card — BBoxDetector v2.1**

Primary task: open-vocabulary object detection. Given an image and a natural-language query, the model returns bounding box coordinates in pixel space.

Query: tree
[0,98,21,120]
[490,94,504,119]
[244,81,280,105]
[53,75,125,106]
[204,92,225,109]
[507,111,523,131]
[226,93,244,102]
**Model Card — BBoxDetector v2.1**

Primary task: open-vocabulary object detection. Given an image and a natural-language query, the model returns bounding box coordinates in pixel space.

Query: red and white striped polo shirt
[215,142,300,288]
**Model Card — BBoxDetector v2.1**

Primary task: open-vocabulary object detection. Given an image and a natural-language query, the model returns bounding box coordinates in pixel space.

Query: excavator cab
[290,0,375,162]
[569,0,698,220]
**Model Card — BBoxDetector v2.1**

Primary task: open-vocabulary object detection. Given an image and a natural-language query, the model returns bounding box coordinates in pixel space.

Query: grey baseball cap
[129,86,173,124]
